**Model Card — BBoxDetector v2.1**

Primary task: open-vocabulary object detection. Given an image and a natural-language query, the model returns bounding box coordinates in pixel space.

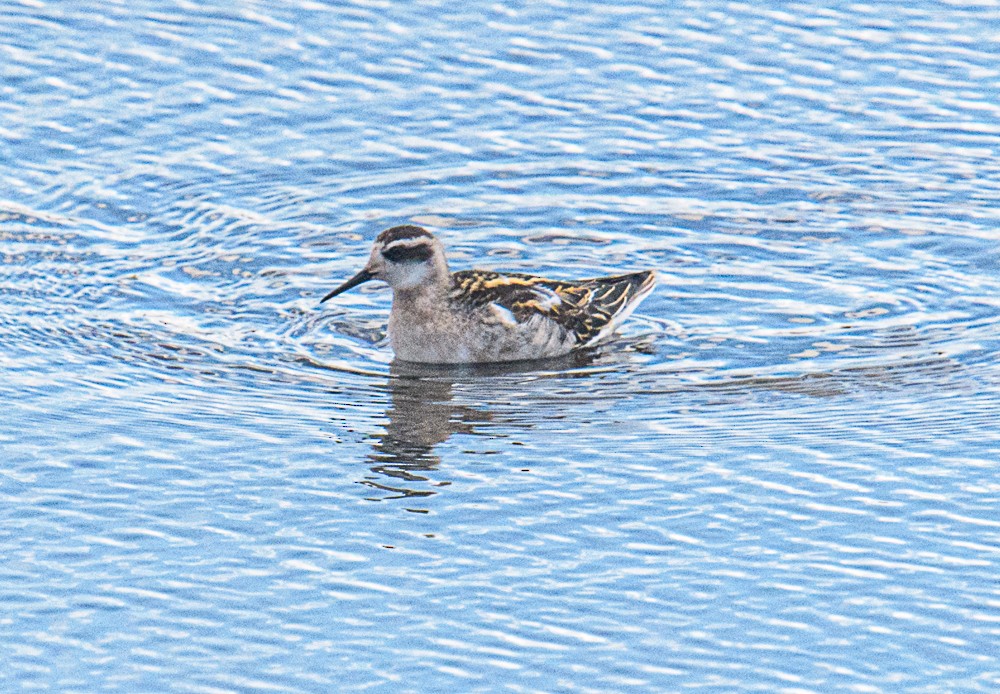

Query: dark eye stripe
[382,243,434,263]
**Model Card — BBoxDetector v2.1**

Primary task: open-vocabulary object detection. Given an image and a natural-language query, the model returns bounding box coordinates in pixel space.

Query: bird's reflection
[359,362,490,501]
[354,337,960,503]
[359,353,595,503]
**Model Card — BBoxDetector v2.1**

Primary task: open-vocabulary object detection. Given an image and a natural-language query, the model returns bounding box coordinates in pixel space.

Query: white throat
[384,260,437,291]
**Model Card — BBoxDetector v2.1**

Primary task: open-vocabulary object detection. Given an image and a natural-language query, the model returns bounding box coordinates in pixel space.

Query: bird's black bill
[320,268,374,303]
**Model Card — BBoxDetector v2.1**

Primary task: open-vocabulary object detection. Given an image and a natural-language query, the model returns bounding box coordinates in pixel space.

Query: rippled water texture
[3,1,1000,691]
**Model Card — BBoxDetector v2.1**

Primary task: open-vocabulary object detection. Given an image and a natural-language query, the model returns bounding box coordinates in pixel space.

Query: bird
[320,225,656,364]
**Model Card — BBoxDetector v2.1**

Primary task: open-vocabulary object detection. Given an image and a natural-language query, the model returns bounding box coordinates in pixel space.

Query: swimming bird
[320,225,655,364]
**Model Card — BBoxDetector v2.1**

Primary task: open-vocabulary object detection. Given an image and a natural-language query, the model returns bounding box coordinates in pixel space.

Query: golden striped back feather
[450,269,656,345]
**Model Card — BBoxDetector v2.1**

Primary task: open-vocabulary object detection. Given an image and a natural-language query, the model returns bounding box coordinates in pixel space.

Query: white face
[368,237,440,291]
[380,254,433,290]
[320,227,447,303]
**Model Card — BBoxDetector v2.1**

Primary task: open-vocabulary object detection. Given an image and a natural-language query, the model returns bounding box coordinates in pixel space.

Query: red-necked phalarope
[320,225,656,364]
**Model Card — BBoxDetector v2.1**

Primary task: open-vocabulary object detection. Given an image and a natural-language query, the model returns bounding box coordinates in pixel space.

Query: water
[3,1,999,691]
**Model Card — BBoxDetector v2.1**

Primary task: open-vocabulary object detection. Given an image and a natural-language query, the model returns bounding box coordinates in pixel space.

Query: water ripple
[3,0,1000,691]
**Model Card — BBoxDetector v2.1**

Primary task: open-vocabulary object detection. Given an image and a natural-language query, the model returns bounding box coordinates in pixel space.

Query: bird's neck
[392,276,450,314]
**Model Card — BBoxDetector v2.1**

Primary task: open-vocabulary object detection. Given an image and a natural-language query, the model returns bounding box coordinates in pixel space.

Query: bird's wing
[451,270,655,344]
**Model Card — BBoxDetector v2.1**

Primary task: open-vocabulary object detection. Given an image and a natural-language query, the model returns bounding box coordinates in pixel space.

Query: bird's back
[451,269,656,347]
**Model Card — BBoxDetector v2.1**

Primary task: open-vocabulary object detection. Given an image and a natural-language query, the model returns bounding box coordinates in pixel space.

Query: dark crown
[376,225,433,246]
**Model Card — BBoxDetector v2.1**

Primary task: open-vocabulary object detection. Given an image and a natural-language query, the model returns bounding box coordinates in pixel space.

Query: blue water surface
[2,1,999,691]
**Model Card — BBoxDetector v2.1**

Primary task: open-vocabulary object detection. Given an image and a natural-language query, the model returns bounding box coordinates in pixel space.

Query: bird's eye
[382,244,434,263]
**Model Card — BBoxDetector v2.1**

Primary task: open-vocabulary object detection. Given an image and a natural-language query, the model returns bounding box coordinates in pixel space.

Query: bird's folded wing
[451,270,651,343]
